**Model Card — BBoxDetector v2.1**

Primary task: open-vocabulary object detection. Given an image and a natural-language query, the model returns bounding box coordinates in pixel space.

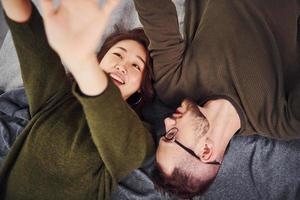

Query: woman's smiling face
[99,39,147,99]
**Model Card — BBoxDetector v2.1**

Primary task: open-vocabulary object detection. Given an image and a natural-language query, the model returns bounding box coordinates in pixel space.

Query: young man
[134,0,300,198]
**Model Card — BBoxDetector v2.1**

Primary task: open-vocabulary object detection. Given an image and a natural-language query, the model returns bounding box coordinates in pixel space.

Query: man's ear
[199,139,214,162]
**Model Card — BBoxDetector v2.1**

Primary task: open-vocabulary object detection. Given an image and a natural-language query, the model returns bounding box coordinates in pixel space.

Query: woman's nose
[115,64,127,74]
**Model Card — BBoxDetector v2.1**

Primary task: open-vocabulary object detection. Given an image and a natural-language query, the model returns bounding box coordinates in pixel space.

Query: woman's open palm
[40,0,119,63]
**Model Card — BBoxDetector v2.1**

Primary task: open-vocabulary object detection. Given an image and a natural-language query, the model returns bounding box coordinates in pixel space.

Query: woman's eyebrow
[137,56,146,65]
[116,46,127,52]
[116,47,146,65]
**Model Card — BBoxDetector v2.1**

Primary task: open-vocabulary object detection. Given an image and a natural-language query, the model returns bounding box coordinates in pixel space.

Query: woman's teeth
[110,74,125,85]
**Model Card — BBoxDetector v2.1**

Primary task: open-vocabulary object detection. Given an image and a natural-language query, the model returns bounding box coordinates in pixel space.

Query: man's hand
[40,0,120,68]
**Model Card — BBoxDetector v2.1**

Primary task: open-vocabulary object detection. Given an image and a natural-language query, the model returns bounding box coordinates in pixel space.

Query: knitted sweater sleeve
[4,3,70,116]
[73,80,154,197]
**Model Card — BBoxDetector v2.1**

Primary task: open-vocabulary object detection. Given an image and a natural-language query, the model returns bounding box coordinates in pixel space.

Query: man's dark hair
[151,162,218,199]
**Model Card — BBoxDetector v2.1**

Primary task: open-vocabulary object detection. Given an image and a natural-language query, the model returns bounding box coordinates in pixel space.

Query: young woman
[0,0,154,199]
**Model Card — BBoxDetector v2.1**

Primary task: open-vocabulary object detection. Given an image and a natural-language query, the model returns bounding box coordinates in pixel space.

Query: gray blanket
[0,88,29,165]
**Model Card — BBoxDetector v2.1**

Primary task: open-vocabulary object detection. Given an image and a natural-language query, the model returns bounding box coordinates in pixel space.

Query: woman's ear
[199,139,214,162]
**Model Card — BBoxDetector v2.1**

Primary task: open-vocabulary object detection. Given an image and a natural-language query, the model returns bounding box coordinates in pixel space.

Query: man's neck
[200,99,241,160]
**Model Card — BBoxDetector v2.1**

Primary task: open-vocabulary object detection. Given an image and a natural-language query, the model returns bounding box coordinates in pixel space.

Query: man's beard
[183,99,209,137]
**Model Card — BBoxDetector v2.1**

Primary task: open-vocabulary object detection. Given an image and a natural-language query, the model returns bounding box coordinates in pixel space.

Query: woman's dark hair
[96,27,154,117]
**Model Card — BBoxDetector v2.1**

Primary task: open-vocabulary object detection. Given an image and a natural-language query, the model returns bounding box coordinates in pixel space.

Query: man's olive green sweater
[0,4,154,200]
[134,0,300,139]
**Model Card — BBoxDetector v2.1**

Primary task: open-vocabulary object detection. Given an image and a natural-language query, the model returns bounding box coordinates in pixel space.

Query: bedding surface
[0,3,8,48]
[0,88,29,166]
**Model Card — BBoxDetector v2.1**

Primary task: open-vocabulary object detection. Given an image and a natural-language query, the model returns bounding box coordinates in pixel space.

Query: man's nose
[164,117,176,129]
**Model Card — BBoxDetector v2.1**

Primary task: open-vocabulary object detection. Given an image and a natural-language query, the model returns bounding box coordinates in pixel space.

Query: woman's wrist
[64,53,98,74]
[67,55,109,96]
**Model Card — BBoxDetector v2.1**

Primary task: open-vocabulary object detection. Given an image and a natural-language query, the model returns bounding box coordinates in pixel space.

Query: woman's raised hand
[40,0,120,67]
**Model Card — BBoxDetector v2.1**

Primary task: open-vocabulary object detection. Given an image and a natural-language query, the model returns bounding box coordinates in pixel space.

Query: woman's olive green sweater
[0,4,154,200]
[134,0,300,139]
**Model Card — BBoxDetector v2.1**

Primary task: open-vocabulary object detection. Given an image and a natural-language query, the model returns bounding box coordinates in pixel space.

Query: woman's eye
[132,64,141,71]
[113,53,122,59]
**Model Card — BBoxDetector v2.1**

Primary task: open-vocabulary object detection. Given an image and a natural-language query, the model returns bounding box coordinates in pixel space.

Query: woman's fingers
[39,0,121,64]
[106,0,120,8]
[102,0,120,15]
[40,0,56,19]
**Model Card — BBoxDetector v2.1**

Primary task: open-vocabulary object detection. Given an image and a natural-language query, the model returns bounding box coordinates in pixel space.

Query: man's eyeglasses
[162,127,222,165]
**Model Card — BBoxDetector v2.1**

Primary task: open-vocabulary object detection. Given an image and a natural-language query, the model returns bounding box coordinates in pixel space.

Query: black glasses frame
[162,127,221,165]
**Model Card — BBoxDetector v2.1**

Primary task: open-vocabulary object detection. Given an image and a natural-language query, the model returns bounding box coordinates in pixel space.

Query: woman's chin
[112,79,122,87]
[111,79,127,93]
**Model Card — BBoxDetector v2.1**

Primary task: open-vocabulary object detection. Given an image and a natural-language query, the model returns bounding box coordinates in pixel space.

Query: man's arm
[1,0,70,116]
[133,0,186,105]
